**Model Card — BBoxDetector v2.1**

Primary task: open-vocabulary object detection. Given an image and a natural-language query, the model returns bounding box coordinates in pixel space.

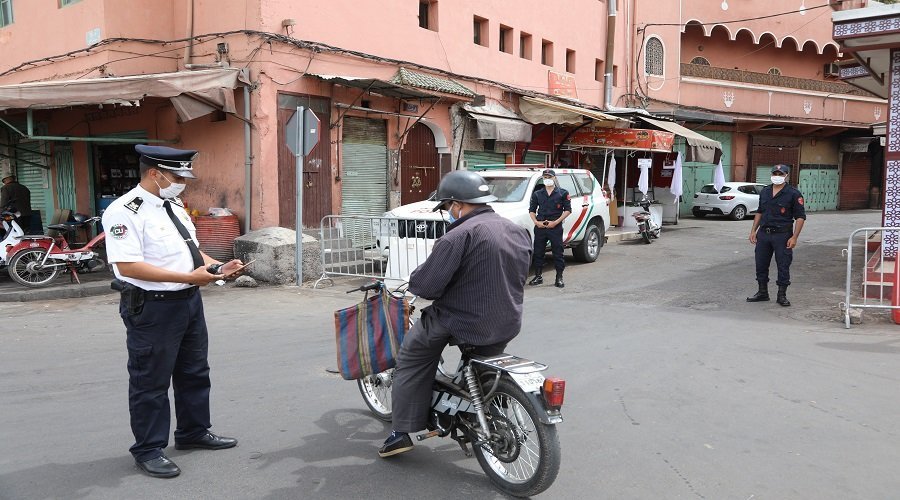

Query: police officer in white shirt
[102,145,244,478]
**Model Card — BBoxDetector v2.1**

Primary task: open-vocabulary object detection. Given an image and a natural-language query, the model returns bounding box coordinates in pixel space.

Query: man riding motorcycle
[379,170,533,457]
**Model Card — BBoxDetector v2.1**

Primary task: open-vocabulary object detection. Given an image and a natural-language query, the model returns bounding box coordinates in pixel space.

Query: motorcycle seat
[48,224,74,232]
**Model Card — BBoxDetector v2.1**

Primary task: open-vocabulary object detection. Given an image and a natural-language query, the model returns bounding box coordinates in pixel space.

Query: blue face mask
[445,203,458,223]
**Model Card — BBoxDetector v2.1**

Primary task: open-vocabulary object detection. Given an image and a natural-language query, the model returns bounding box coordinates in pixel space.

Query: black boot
[554,271,565,288]
[529,269,543,286]
[776,286,790,307]
[746,283,769,302]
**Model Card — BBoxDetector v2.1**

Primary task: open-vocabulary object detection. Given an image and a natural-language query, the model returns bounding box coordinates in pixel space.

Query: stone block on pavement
[233,227,322,284]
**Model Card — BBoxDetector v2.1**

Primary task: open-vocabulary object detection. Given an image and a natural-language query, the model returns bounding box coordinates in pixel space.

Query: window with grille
[0,0,13,27]
[767,67,782,76]
[59,0,81,6]
[690,56,710,66]
[645,37,664,75]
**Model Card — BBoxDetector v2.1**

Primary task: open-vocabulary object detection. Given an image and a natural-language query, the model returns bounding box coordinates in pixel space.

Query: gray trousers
[390,309,507,434]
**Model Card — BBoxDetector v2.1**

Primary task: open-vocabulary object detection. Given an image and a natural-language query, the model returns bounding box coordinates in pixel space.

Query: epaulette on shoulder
[169,197,185,208]
[124,197,144,214]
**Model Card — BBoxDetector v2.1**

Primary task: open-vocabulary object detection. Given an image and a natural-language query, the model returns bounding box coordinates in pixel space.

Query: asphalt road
[2,210,898,499]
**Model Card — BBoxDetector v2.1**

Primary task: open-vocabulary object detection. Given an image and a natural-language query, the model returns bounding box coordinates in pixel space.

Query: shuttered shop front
[15,140,52,232]
[463,151,506,168]
[341,117,387,246]
[840,152,871,210]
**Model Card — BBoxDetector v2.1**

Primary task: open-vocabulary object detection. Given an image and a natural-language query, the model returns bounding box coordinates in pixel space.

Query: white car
[377,166,611,263]
[691,182,765,220]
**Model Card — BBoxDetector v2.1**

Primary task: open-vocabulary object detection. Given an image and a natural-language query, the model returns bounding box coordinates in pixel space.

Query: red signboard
[559,127,675,152]
[548,71,578,99]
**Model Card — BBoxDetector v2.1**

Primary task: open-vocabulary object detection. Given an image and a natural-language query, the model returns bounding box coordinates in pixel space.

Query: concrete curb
[0,280,116,302]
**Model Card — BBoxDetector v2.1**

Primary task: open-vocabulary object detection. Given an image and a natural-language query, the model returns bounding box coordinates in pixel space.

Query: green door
[464,151,506,169]
[797,168,838,212]
[14,140,53,232]
[54,145,76,212]
[676,131,732,216]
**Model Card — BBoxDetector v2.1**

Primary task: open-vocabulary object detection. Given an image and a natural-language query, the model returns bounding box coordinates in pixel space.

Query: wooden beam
[795,125,824,136]
[819,127,848,137]
[737,121,770,133]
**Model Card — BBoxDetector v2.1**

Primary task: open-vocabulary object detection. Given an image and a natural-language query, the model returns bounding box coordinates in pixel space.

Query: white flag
[713,158,726,192]
[669,152,683,199]
[637,159,651,195]
[607,157,616,196]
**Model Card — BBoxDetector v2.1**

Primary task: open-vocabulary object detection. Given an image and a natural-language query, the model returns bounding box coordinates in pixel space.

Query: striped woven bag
[334,289,411,380]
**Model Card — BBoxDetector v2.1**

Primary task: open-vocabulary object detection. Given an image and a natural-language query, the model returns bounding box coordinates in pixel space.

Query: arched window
[690,56,710,66]
[645,37,664,76]
[767,67,782,76]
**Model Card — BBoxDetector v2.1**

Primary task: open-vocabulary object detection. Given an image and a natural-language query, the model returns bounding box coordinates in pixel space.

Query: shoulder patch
[798,197,804,206]
[124,197,143,214]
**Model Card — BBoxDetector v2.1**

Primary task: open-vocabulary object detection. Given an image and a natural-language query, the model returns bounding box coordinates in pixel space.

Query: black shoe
[529,275,543,286]
[378,432,413,458]
[746,292,769,302]
[777,294,791,307]
[135,455,180,478]
[554,274,565,288]
[174,432,238,451]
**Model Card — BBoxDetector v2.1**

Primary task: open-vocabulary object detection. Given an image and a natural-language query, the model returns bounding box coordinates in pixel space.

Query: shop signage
[559,127,675,152]
[548,71,578,99]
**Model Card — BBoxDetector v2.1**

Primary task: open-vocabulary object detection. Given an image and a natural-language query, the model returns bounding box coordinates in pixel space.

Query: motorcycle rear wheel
[8,249,62,287]
[358,369,393,422]
[472,378,561,498]
[641,224,652,244]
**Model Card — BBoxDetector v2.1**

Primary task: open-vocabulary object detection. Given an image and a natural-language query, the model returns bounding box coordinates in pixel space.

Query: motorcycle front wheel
[641,223,652,244]
[358,369,393,422]
[472,378,561,498]
[8,249,62,287]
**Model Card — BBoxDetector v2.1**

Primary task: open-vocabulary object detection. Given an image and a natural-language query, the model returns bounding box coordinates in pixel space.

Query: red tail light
[719,195,735,200]
[542,378,565,409]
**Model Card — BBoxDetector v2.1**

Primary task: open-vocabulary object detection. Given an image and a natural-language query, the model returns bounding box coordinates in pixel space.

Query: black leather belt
[144,287,199,301]
[761,226,792,234]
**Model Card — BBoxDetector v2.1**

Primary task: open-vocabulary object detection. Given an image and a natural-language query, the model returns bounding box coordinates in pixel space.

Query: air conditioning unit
[824,62,840,77]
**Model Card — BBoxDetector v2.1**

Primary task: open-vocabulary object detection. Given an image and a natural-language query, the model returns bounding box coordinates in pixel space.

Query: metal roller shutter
[840,152,871,210]
[341,117,387,246]
[54,146,76,211]
[524,151,549,166]
[464,151,506,169]
[15,140,52,232]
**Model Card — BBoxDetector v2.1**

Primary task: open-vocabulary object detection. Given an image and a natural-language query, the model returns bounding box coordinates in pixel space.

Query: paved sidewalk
[0,269,116,302]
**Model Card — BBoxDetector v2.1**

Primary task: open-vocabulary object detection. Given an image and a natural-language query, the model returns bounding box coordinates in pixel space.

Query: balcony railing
[680,63,871,97]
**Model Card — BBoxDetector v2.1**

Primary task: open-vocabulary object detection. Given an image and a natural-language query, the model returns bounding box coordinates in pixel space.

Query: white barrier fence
[842,227,900,328]
[314,215,448,289]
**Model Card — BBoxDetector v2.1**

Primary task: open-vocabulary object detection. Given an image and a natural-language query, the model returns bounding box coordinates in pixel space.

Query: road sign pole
[295,106,305,287]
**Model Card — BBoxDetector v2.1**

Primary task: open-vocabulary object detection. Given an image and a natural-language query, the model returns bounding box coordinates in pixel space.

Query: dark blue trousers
[533,225,565,272]
[120,292,211,462]
[755,231,793,287]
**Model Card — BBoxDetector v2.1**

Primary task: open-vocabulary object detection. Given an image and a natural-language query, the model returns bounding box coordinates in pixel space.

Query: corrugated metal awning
[0,69,243,122]
[639,116,723,164]
[310,73,440,100]
[519,96,628,127]
[462,103,532,142]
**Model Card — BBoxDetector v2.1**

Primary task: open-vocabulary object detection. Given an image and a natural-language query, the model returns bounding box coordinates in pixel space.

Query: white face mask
[155,173,186,199]
[543,178,555,187]
[771,175,786,185]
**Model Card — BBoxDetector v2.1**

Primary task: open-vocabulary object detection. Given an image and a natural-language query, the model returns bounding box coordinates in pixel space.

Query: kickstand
[68,264,81,284]
[451,428,473,457]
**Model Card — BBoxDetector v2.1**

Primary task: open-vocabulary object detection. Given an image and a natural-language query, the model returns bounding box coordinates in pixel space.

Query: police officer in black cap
[102,145,246,478]
[528,169,571,288]
[747,164,806,306]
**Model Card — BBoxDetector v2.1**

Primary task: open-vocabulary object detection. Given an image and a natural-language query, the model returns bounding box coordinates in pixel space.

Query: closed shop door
[524,151,550,166]
[15,140,53,232]
[54,145,76,211]
[463,151,506,169]
[798,167,839,212]
[677,131,732,216]
[840,152,871,210]
[400,123,439,204]
[342,117,388,246]
[751,143,800,182]
[277,95,332,229]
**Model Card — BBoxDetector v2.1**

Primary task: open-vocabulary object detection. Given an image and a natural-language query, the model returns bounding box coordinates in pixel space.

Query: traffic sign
[285,107,320,157]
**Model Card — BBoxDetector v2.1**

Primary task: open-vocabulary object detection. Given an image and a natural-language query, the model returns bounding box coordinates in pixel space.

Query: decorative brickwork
[834,16,900,39]
[681,63,871,96]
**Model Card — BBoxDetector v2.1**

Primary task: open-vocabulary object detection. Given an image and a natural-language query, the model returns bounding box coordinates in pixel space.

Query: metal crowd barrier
[314,215,448,289]
[842,227,900,328]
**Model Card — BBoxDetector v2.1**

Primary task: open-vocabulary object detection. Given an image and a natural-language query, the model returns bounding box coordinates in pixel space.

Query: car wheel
[692,208,706,218]
[573,222,604,263]
[730,205,747,220]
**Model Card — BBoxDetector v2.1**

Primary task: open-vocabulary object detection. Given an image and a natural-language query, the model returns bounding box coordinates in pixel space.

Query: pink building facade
[0,0,885,237]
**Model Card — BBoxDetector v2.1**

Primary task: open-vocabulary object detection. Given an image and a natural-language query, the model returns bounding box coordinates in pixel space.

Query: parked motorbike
[5,214,106,287]
[632,197,661,244]
[0,210,25,271]
[352,281,564,498]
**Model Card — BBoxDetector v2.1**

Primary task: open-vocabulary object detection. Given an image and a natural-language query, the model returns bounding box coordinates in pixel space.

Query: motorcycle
[0,210,25,271]
[632,196,661,244]
[5,214,107,287]
[351,281,564,498]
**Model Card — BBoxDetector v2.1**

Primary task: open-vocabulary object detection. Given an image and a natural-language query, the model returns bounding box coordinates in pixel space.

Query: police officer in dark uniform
[102,145,246,478]
[528,169,572,288]
[747,164,806,306]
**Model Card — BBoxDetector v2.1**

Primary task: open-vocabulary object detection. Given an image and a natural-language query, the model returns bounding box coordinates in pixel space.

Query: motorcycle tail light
[693,194,699,198]
[543,378,566,409]
[719,195,735,200]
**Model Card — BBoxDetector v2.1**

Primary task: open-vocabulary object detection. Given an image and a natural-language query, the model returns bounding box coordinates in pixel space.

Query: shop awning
[519,95,628,128]
[462,102,532,142]
[391,68,475,98]
[639,116,723,164]
[310,73,440,100]
[0,68,244,122]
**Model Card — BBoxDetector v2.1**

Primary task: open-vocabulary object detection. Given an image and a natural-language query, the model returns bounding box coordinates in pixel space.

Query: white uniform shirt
[102,185,200,291]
